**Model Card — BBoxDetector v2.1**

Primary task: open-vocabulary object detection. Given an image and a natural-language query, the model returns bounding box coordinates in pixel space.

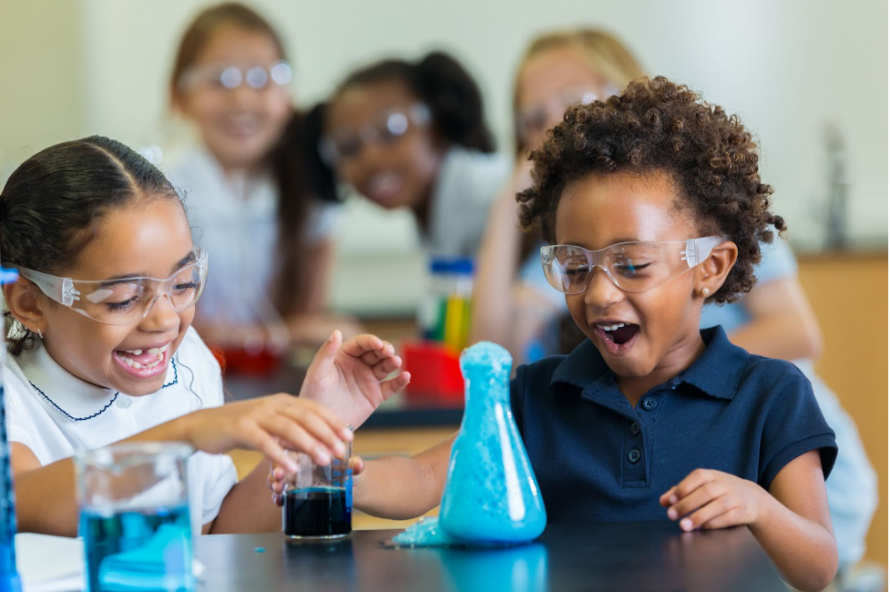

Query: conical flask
[439,342,546,544]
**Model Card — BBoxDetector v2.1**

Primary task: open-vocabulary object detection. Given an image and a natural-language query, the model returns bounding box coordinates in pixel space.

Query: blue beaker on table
[439,342,547,544]
[76,442,194,592]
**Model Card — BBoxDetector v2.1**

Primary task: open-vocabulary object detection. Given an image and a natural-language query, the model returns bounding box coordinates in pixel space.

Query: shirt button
[116,397,132,409]
[641,397,657,411]
[627,449,641,463]
[630,422,640,436]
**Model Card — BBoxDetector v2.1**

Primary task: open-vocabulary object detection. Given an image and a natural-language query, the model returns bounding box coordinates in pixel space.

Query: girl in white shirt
[164,3,354,349]
[309,51,510,258]
[0,136,409,536]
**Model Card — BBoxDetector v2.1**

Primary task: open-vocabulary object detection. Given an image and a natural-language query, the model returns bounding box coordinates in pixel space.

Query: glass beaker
[439,342,547,543]
[75,442,194,592]
[282,444,353,540]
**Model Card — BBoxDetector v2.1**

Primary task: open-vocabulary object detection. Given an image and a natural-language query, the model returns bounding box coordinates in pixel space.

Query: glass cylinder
[282,442,353,540]
[75,442,194,592]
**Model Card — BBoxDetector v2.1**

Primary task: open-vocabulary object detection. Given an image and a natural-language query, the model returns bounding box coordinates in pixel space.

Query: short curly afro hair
[518,76,786,304]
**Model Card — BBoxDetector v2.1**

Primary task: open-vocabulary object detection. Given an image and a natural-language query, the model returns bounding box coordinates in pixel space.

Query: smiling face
[174,25,292,172]
[324,79,444,210]
[555,171,706,389]
[36,198,197,396]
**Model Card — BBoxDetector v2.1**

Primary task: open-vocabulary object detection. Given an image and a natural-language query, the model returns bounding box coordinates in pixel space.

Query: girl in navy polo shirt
[271,77,838,592]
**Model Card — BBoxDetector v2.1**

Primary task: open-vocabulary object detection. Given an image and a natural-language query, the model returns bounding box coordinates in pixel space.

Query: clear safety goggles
[541,237,727,295]
[178,60,293,93]
[16,248,209,326]
[516,84,618,144]
[319,102,431,166]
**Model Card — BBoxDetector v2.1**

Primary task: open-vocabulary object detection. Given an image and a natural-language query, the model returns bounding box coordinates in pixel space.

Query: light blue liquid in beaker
[439,342,546,544]
[81,505,193,592]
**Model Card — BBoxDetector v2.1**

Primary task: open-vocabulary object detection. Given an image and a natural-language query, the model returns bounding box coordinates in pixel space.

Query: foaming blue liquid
[80,505,193,592]
[438,342,546,544]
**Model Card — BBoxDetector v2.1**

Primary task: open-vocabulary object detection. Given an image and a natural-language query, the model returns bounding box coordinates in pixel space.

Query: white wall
[1,0,886,312]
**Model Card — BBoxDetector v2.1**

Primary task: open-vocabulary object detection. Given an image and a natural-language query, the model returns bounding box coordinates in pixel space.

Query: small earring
[37,328,43,339]
[700,287,711,298]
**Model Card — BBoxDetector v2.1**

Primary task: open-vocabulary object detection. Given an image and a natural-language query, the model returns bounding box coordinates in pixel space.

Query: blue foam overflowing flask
[439,342,546,543]
[0,265,21,592]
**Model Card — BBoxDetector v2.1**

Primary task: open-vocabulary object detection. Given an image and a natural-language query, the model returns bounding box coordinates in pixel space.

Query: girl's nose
[583,267,624,309]
[139,294,180,332]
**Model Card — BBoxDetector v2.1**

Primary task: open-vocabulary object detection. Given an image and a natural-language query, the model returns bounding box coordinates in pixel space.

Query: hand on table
[660,469,768,531]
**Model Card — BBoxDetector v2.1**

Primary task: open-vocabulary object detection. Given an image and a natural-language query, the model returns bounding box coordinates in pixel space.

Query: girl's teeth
[601,323,627,332]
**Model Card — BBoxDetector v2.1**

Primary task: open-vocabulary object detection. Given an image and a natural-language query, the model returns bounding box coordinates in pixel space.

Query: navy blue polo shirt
[509,326,837,523]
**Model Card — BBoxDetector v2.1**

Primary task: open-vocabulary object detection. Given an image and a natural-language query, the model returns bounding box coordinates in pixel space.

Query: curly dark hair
[518,76,786,304]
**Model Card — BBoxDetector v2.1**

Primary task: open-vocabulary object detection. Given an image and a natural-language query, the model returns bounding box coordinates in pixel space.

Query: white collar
[18,344,179,422]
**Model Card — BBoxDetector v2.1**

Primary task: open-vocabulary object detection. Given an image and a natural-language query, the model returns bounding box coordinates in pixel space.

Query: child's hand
[660,469,768,532]
[268,456,365,507]
[299,331,411,428]
[182,395,353,473]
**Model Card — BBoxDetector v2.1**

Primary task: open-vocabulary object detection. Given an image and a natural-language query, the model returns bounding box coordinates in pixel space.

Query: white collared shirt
[3,327,238,534]
[163,145,340,325]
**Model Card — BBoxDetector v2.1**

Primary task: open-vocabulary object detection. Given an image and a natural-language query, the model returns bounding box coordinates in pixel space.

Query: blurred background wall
[1,1,886,295]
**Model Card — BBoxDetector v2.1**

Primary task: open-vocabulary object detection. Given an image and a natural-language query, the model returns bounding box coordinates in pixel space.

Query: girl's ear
[695,240,738,299]
[3,280,48,334]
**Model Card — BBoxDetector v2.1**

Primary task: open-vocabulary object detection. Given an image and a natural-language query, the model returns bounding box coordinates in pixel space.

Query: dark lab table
[224,367,463,429]
[196,523,786,592]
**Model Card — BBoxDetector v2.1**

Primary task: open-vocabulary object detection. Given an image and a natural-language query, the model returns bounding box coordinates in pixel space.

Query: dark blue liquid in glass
[284,487,351,538]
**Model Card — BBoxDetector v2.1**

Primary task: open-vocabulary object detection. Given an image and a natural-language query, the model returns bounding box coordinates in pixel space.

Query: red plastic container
[401,340,464,402]
[214,345,284,376]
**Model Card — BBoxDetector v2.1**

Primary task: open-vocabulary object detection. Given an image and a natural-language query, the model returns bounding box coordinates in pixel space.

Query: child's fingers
[348,456,365,476]
[279,407,348,459]
[306,331,343,378]
[678,496,737,531]
[381,371,411,400]
[667,481,725,521]
[342,334,385,359]
[358,341,394,366]
[370,356,402,380]
[659,486,677,507]
[263,416,332,466]
[246,428,297,473]
[289,398,353,442]
[672,469,716,501]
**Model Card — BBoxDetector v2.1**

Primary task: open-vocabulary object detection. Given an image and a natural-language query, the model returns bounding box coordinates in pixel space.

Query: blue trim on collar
[29,382,119,422]
[29,357,179,422]
[549,326,747,400]
[163,358,179,389]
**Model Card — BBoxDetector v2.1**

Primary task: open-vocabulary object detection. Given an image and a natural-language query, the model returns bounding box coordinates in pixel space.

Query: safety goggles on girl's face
[15,248,209,326]
[541,237,727,295]
[319,102,431,166]
[177,61,292,93]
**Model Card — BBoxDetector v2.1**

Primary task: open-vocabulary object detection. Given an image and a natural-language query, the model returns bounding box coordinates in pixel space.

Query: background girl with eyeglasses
[306,51,510,259]
[163,3,356,354]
